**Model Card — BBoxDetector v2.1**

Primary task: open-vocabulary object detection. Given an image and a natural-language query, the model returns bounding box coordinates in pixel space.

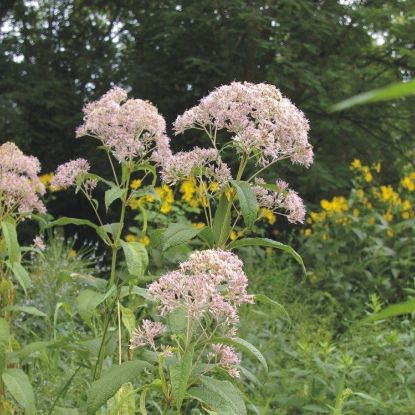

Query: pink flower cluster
[51,158,91,188]
[253,178,306,223]
[0,142,46,215]
[129,319,166,350]
[76,86,167,162]
[159,146,231,188]
[211,343,241,378]
[33,235,46,251]
[174,82,313,167]
[148,249,253,326]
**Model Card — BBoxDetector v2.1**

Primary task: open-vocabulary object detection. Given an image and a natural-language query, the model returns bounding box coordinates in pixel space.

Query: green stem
[117,299,122,365]
[216,155,248,247]
[94,167,131,380]
[107,150,120,186]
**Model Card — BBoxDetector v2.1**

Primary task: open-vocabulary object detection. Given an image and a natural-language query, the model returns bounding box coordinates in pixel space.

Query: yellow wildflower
[402,199,411,211]
[351,159,362,169]
[379,185,400,205]
[129,197,140,210]
[180,180,196,203]
[383,211,393,222]
[225,187,236,201]
[320,196,348,213]
[304,228,312,236]
[143,194,155,203]
[364,171,373,183]
[126,234,137,242]
[401,176,415,191]
[39,173,54,186]
[138,235,150,246]
[160,202,172,214]
[309,211,326,223]
[229,230,243,241]
[352,208,360,217]
[39,173,62,192]
[402,211,410,220]
[209,181,219,192]
[387,229,394,237]
[156,184,174,214]
[68,249,76,258]
[355,189,364,199]
[192,222,205,229]
[130,179,142,190]
[374,162,381,173]
[361,166,372,183]
[260,207,277,225]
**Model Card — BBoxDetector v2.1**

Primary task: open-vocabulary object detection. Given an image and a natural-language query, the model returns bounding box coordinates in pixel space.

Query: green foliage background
[1,0,414,208]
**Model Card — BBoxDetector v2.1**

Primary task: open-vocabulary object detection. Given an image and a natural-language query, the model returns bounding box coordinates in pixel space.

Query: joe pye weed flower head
[0,141,46,219]
[130,249,252,378]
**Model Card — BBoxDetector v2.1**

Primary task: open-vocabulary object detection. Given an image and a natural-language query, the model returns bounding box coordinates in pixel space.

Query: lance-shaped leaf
[0,318,10,376]
[105,186,126,211]
[120,240,148,277]
[228,237,305,273]
[231,180,258,229]
[187,376,246,415]
[7,262,30,295]
[76,286,115,324]
[161,223,203,251]
[86,360,151,414]
[2,368,36,415]
[1,220,20,263]
[169,345,194,411]
[46,217,99,230]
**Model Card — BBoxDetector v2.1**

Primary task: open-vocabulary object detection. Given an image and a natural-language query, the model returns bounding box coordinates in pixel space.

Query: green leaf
[1,220,20,263]
[187,376,246,415]
[119,285,153,302]
[19,340,56,361]
[166,308,188,335]
[362,299,415,322]
[108,382,136,415]
[211,337,268,373]
[2,368,36,415]
[231,180,258,229]
[7,262,30,294]
[105,186,126,211]
[86,360,151,414]
[76,287,115,324]
[2,305,47,317]
[131,163,158,186]
[70,272,108,291]
[331,79,415,111]
[120,305,136,336]
[161,223,203,251]
[212,195,231,245]
[120,240,148,277]
[46,217,99,230]
[169,345,194,411]
[254,294,290,320]
[99,223,121,238]
[228,237,305,273]
[0,318,10,376]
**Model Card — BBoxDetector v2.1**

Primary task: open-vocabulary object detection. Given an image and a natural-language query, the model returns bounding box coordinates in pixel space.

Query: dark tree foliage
[0,0,414,208]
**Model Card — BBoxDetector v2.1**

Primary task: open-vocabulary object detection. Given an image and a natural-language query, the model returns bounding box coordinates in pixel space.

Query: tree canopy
[1,0,414,207]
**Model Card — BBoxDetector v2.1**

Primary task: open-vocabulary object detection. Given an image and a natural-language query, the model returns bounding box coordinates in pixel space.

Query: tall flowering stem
[51,87,168,380]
